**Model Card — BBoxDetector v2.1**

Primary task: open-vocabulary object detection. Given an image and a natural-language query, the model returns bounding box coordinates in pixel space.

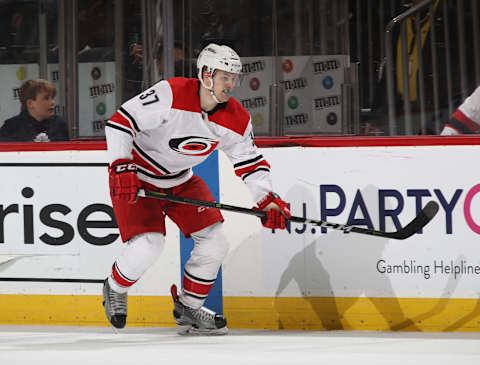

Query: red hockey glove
[109,159,141,204]
[254,192,291,230]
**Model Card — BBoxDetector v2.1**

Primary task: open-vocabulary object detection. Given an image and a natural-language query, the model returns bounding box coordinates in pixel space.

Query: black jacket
[0,110,69,142]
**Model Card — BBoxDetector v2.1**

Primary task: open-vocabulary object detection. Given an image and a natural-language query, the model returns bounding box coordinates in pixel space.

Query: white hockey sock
[110,232,166,293]
[181,222,229,309]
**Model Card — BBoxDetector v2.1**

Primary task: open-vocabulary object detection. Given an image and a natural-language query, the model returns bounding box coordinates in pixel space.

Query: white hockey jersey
[106,77,272,203]
[442,86,480,134]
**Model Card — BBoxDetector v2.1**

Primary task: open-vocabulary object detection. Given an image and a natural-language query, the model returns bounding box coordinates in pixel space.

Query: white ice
[1,325,480,365]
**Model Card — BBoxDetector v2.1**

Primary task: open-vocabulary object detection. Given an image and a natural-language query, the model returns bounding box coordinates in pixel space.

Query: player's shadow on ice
[273,183,449,331]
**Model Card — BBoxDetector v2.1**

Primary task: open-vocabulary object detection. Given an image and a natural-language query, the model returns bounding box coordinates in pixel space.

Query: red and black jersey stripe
[446,109,480,134]
[234,154,271,180]
[132,141,171,175]
[107,107,141,136]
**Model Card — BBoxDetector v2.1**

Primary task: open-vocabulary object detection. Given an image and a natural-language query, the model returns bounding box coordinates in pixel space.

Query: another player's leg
[171,222,229,334]
[103,232,165,328]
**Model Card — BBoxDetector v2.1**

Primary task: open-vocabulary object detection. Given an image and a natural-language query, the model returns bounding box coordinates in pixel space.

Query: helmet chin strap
[209,89,222,104]
[200,70,232,104]
[201,76,223,104]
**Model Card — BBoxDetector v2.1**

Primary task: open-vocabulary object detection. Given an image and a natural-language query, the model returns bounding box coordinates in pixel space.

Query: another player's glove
[109,159,141,204]
[254,192,291,230]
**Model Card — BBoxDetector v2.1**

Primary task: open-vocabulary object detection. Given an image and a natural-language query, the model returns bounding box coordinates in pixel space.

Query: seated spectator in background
[130,40,192,79]
[441,86,480,135]
[0,79,69,142]
[155,41,194,79]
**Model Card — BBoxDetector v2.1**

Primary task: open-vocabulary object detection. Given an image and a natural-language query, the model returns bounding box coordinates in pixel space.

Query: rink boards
[0,140,479,331]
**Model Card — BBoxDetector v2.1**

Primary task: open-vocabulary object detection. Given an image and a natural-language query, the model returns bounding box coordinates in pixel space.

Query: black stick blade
[385,200,439,240]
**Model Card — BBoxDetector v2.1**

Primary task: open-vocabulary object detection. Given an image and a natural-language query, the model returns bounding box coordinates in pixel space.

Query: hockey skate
[170,284,228,335]
[102,278,127,329]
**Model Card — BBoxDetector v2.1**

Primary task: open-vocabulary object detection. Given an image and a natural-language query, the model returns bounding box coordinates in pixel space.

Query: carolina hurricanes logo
[169,136,219,156]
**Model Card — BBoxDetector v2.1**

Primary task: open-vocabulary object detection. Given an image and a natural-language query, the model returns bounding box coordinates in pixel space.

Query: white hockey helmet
[197,43,242,84]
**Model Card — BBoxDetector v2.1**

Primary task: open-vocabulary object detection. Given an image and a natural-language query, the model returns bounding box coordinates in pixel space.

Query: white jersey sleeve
[105,80,173,163]
[220,122,273,203]
[458,86,480,124]
[109,80,173,135]
[105,126,133,163]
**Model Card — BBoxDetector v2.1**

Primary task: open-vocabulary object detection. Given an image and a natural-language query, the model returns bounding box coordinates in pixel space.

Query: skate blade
[178,326,228,336]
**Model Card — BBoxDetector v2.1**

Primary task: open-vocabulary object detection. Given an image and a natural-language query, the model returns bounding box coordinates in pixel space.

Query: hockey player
[103,43,291,333]
[441,86,480,135]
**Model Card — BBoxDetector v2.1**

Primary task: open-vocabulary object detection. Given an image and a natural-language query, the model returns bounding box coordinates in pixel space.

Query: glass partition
[350,0,479,136]
[76,0,115,137]
[0,0,61,131]
[177,0,353,136]
[0,0,478,141]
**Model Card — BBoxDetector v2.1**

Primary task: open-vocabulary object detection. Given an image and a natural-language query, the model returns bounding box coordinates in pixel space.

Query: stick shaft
[138,189,266,218]
[137,189,438,240]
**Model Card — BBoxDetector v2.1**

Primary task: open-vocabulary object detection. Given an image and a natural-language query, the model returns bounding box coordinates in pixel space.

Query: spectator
[130,40,192,79]
[124,40,193,101]
[367,0,442,135]
[395,0,439,107]
[0,79,69,142]
[155,41,194,79]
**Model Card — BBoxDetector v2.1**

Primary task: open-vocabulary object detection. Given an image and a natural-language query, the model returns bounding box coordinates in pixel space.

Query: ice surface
[1,325,480,365]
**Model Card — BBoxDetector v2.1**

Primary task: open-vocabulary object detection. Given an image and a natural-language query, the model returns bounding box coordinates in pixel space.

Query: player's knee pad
[116,232,166,281]
[190,222,229,265]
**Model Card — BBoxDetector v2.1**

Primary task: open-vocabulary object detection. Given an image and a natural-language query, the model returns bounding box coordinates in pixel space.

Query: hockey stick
[137,189,439,240]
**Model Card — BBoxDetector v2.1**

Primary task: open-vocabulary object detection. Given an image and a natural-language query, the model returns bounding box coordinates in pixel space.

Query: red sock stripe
[183,275,214,296]
[111,263,137,288]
